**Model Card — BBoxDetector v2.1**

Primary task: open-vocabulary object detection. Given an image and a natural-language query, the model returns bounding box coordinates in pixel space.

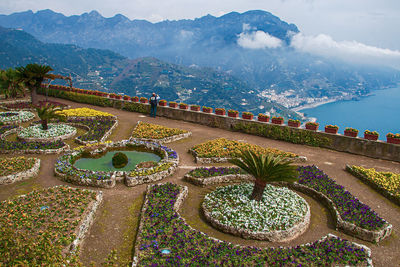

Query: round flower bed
[202,183,310,241]
[0,111,35,124]
[54,140,178,188]
[17,123,77,142]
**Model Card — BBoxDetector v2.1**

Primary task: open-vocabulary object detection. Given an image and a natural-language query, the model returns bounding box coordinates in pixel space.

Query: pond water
[73,150,161,172]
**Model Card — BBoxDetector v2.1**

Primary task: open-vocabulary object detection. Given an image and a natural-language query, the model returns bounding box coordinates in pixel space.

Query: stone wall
[0,158,40,185]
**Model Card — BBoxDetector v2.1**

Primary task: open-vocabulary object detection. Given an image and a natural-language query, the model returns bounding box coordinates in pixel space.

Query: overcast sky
[1,0,400,52]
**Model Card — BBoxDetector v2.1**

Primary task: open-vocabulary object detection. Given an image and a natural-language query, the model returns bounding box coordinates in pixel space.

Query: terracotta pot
[325,127,338,134]
[123,96,131,101]
[387,137,400,144]
[215,110,226,116]
[169,103,178,108]
[140,99,148,103]
[288,121,300,127]
[364,133,379,141]
[190,106,200,111]
[344,130,358,137]
[131,98,139,102]
[258,117,270,122]
[202,108,213,113]
[228,112,239,118]
[306,124,318,131]
[159,102,167,106]
[272,118,284,125]
[242,114,254,120]
[179,105,188,110]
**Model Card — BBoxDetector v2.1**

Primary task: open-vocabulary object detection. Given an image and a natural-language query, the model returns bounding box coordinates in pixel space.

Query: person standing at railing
[149,92,160,118]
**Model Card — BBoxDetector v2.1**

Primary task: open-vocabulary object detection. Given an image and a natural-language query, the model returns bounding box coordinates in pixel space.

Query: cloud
[237,31,283,49]
[290,33,400,68]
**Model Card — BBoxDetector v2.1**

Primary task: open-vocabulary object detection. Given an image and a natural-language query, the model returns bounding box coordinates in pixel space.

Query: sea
[299,86,400,140]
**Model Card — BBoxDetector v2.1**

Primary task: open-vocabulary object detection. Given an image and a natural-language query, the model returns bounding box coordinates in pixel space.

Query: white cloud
[290,33,400,68]
[237,31,283,49]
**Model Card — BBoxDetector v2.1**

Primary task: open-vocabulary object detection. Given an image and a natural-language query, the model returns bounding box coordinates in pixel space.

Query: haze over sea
[300,86,400,140]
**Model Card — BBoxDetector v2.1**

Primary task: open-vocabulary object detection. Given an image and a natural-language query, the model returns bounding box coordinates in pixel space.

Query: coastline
[292,98,339,112]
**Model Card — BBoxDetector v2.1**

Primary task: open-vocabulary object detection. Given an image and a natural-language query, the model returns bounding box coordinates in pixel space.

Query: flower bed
[66,117,118,144]
[184,167,251,186]
[0,125,68,154]
[0,186,102,265]
[133,182,372,266]
[189,138,304,163]
[346,165,400,206]
[202,183,310,241]
[55,140,178,188]
[56,107,114,117]
[0,111,35,124]
[17,123,76,142]
[0,157,40,185]
[296,166,392,242]
[131,121,191,143]
[1,100,69,110]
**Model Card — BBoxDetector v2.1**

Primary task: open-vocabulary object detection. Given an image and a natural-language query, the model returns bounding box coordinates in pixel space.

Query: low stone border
[69,188,103,253]
[73,118,118,145]
[17,124,77,142]
[286,182,392,243]
[0,127,70,154]
[130,121,192,144]
[132,183,373,267]
[184,172,253,186]
[346,165,400,206]
[188,149,307,163]
[55,140,178,188]
[202,186,311,242]
[0,158,40,185]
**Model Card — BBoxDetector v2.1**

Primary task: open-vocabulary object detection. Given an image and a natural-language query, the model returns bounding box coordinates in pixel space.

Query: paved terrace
[1,95,400,266]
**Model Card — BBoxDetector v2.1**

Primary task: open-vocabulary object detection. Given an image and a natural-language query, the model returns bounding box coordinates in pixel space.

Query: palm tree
[35,104,66,130]
[0,68,25,99]
[228,150,298,201]
[17,64,53,105]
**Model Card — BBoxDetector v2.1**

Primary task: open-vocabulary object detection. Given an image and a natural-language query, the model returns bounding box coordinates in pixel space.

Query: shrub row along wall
[39,86,400,163]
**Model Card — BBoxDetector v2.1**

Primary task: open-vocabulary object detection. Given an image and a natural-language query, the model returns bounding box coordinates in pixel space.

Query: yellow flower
[56,107,114,117]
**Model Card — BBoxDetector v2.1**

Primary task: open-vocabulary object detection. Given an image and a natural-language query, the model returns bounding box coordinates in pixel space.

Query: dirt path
[1,95,399,266]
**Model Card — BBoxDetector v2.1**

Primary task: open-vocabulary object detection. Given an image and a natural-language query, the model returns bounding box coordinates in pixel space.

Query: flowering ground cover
[18,123,76,139]
[56,107,114,117]
[347,165,400,202]
[0,186,99,265]
[187,167,246,178]
[0,156,36,176]
[131,122,189,139]
[203,183,309,232]
[0,110,35,124]
[297,166,387,231]
[191,138,298,159]
[129,162,173,177]
[1,100,68,110]
[0,125,65,152]
[134,182,371,266]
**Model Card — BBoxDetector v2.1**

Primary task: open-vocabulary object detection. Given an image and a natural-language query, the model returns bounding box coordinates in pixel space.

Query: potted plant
[190,104,200,111]
[258,114,270,122]
[140,97,148,103]
[123,95,131,101]
[364,130,379,141]
[109,93,117,99]
[344,127,358,137]
[305,122,319,131]
[215,108,226,116]
[386,133,400,144]
[131,96,139,102]
[169,101,178,108]
[242,112,254,120]
[325,124,339,134]
[271,116,284,125]
[179,103,189,110]
[202,106,213,113]
[158,100,167,106]
[287,119,300,127]
[228,109,239,118]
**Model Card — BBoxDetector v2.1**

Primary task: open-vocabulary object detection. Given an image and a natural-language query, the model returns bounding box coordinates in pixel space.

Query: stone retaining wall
[125,162,178,187]
[0,158,40,185]
[184,173,253,186]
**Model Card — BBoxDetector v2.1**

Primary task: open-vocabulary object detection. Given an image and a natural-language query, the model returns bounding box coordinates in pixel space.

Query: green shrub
[112,152,128,168]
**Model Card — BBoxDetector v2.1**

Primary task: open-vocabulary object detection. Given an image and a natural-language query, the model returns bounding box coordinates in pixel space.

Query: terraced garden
[1,95,400,266]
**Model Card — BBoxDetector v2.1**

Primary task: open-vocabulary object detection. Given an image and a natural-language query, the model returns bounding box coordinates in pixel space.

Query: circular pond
[73,150,161,172]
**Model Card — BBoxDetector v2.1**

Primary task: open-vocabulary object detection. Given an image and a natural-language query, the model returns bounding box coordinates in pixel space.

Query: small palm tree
[17,64,53,105]
[228,150,298,201]
[35,104,66,130]
[0,68,25,98]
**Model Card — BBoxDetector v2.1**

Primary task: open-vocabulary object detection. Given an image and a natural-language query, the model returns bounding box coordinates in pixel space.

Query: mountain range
[1,9,399,101]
